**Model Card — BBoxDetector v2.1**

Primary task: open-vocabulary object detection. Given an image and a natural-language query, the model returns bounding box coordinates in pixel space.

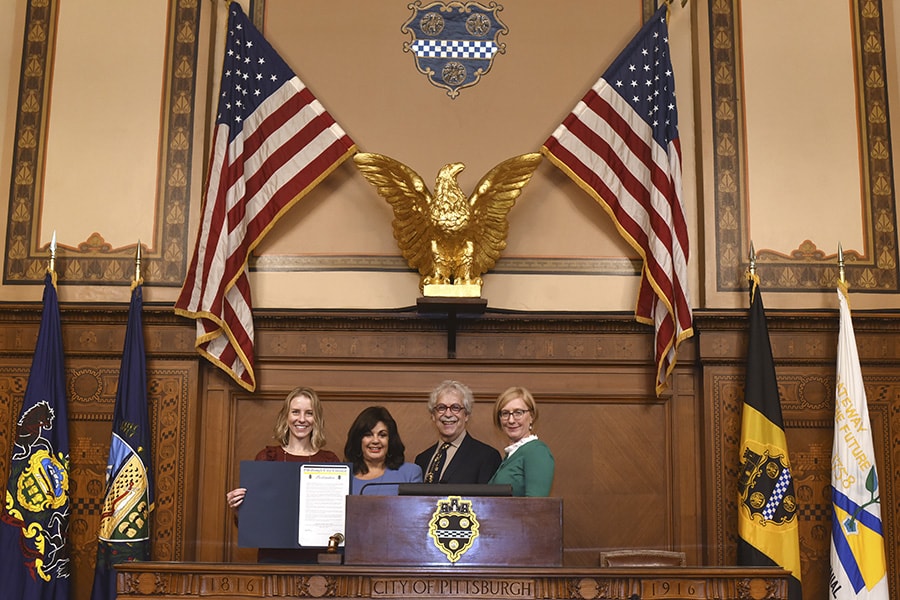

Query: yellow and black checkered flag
[737,275,802,600]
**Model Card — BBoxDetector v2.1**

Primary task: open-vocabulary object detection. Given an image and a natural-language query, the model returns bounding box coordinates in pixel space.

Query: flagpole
[748,241,756,277]
[91,244,153,600]
[133,240,143,290]
[830,240,889,598]
[738,241,803,599]
[837,242,845,284]
[1,231,70,598]
[48,230,58,287]
[747,241,758,302]
[837,242,849,300]
[49,230,56,273]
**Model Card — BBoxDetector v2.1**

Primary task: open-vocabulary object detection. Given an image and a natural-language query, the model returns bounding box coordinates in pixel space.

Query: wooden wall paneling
[567,393,671,564]
[700,359,740,571]
[144,358,201,567]
[197,366,240,563]
[216,311,703,568]
[0,360,31,509]
[224,381,690,567]
[669,369,704,566]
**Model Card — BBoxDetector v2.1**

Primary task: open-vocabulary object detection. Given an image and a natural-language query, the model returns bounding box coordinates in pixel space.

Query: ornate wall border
[3,0,200,286]
[248,0,662,28]
[250,254,643,277]
[709,0,898,292]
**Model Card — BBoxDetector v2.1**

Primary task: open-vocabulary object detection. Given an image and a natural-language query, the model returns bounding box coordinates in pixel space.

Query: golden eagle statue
[353,152,542,297]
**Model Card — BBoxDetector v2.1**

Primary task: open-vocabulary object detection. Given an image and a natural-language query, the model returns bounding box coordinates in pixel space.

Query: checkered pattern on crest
[411,39,498,59]
[762,467,792,520]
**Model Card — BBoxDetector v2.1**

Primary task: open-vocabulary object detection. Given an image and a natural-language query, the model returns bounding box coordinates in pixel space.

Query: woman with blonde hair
[225,387,340,558]
[487,386,554,496]
[228,387,339,487]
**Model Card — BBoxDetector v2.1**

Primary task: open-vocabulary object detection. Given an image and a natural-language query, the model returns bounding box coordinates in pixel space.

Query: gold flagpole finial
[748,241,756,277]
[747,240,759,301]
[132,241,143,289]
[49,230,56,274]
[838,242,845,284]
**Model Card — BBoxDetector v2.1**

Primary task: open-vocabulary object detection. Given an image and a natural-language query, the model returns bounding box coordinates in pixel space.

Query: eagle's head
[433,162,469,232]
[435,162,466,197]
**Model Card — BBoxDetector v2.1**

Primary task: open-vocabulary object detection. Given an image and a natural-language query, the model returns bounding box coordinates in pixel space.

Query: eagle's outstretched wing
[468,152,543,276]
[352,152,435,275]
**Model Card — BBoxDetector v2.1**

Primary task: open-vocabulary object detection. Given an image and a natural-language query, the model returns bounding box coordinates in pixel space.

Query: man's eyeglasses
[433,404,465,415]
[499,409,530,420]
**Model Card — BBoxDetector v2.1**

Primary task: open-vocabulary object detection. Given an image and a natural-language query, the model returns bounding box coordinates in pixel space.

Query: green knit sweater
[488,438,555,496]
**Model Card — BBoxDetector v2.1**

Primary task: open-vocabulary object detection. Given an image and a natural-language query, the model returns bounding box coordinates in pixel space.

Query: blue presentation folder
[237,461,303,549]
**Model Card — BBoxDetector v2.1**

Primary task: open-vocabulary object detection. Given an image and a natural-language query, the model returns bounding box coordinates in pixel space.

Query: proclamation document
[238,461,351,548]
[298,464,351,547]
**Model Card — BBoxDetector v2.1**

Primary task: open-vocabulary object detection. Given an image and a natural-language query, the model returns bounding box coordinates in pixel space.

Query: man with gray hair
[415,380,501,484]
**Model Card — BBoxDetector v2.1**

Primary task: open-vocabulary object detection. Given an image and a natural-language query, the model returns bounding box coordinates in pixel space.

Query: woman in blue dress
[345,406,422,494]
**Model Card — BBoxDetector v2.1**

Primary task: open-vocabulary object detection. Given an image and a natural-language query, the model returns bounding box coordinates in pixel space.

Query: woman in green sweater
[488,386,555,496]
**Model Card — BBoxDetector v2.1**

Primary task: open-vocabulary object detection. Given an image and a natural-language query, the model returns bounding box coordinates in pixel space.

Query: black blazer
[415,433,502,485]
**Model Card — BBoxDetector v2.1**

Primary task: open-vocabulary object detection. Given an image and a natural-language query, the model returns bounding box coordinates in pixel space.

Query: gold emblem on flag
[738,446,797,526]
[17,449,69,512]
[98,453,150,540]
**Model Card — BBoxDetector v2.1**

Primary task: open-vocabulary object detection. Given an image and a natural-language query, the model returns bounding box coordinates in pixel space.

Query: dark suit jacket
[415,432,502,484]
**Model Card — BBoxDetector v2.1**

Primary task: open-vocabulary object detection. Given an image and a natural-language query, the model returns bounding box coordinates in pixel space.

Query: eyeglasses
[433,404,465,415]
[499,409,530,420]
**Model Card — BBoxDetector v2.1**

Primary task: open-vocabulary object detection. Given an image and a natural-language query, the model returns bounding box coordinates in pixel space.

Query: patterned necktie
[425,442,451,483]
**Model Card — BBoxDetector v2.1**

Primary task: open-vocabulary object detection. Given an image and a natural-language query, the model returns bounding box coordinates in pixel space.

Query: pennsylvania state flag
[829,282,887,599]
[737,275,802,600]
[0,272,70,600]
[90,283,154,600]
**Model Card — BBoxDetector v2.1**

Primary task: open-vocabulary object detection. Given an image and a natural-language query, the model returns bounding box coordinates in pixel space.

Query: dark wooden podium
[344,495,563,567]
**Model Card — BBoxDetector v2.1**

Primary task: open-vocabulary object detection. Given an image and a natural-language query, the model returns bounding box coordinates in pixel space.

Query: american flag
[175,3,356,391]
[541,6,692,396]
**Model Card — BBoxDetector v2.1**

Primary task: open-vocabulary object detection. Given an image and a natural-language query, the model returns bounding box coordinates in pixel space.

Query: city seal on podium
[402,1,508,98]
[428,496,480,562]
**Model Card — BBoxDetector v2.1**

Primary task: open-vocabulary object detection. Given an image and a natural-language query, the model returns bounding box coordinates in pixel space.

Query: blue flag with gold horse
[0,272,71,600]
[90,282,154,600]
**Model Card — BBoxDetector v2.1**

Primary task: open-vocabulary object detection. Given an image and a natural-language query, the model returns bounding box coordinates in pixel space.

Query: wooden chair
[599,549,687,567]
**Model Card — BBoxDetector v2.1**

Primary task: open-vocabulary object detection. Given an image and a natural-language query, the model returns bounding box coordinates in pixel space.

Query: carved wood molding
[116,564,789,600]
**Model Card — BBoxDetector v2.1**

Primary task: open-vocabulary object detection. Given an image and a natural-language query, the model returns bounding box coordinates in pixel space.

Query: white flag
[829,285,887,599]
